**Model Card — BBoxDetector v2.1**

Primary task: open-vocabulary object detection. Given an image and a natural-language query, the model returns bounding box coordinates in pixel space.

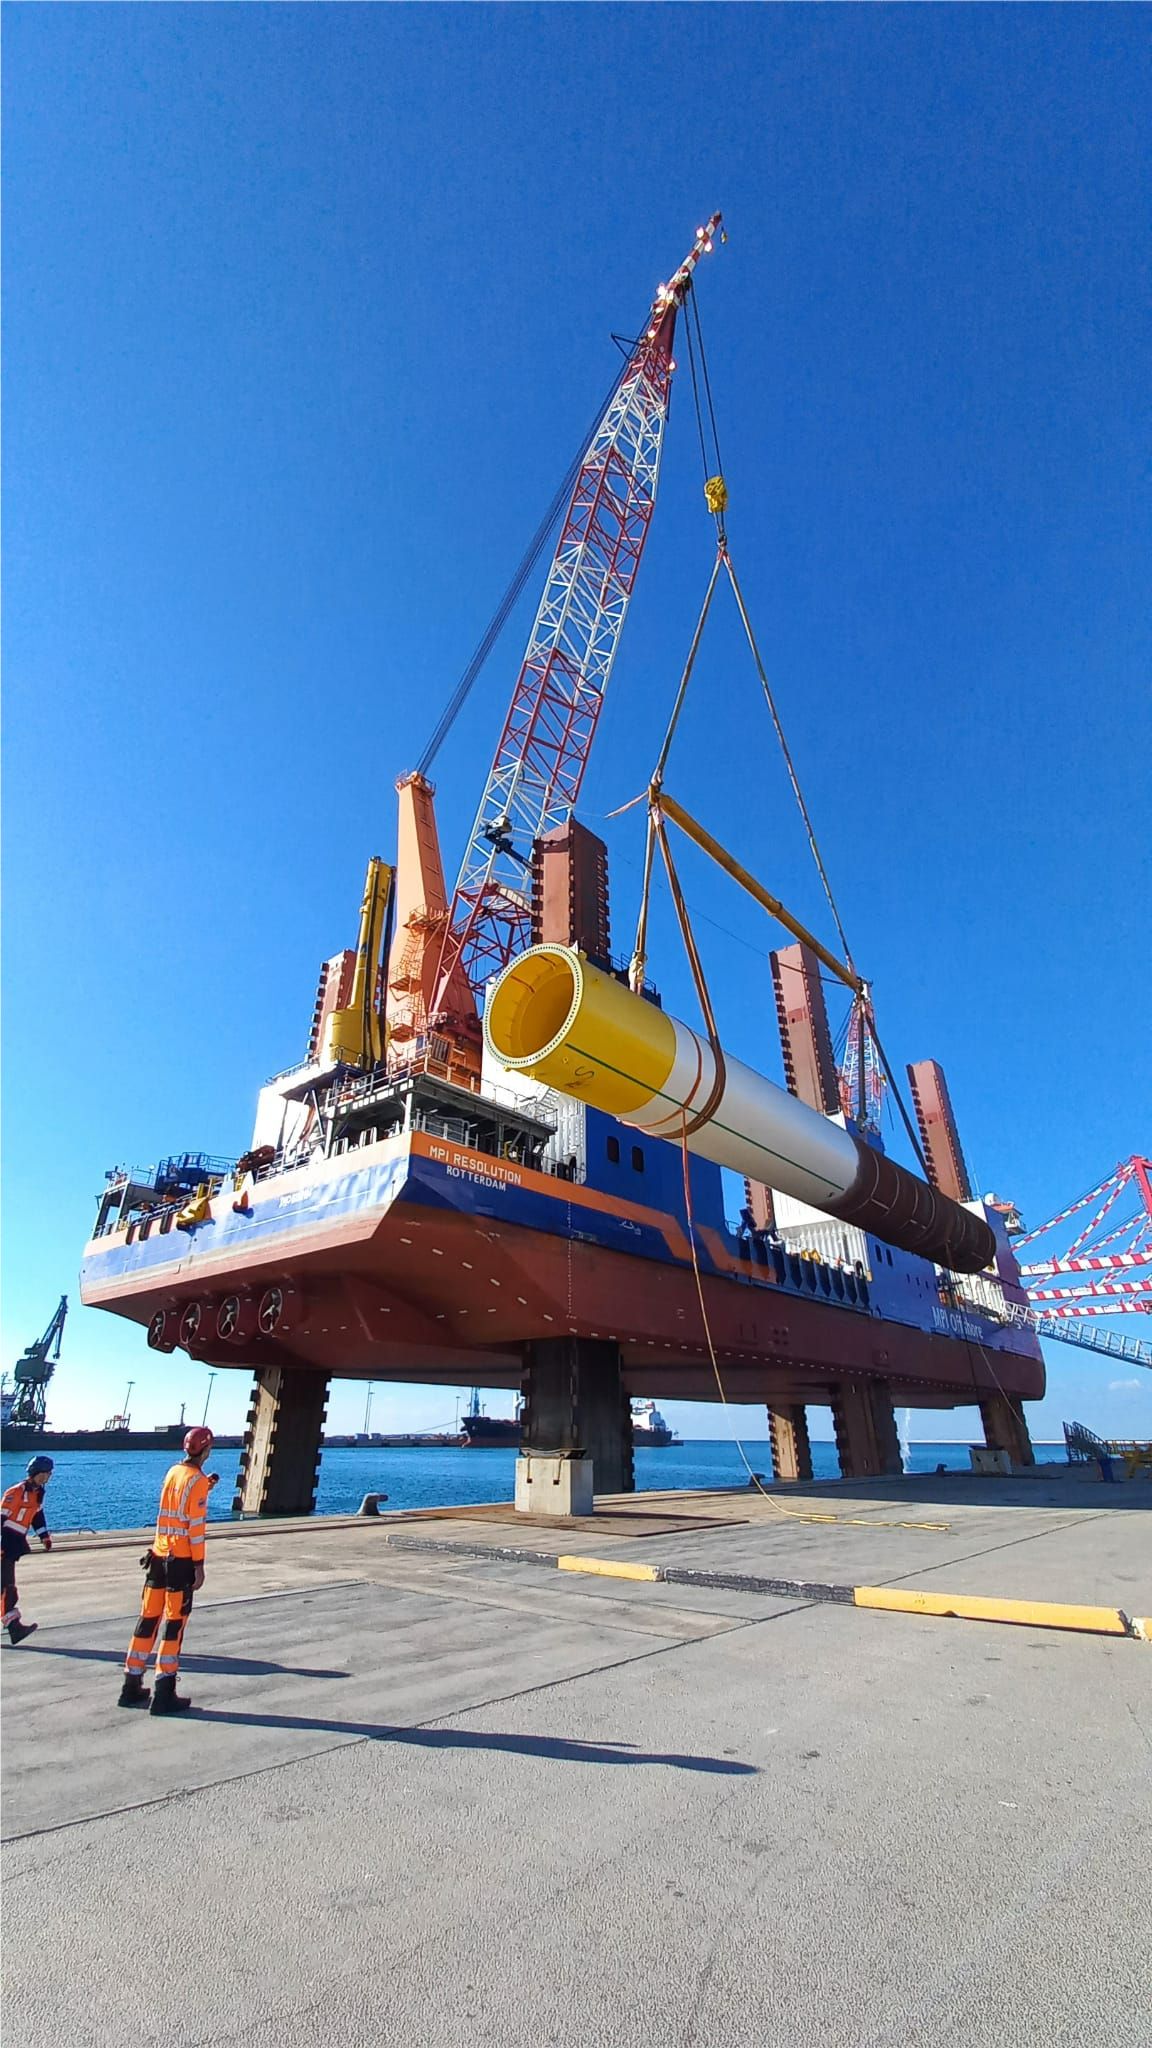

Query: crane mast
[433,216,723,1027]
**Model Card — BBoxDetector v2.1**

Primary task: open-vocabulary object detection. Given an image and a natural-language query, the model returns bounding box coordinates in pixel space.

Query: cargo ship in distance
[0,1409,244,1455]
[459,1393,681,1449]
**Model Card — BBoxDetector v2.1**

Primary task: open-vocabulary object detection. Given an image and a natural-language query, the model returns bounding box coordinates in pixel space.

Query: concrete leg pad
[514,1455,594,1517]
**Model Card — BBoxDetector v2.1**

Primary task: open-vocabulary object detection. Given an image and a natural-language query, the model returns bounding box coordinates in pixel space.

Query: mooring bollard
[358,1493,389,1516]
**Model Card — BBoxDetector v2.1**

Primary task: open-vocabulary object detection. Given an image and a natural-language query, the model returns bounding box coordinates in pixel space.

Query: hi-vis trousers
[2,1549,24,1627]
[124,1551,197,1679]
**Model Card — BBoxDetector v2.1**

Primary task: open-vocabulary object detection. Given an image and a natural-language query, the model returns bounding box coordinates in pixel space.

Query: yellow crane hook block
[704,475,728,517]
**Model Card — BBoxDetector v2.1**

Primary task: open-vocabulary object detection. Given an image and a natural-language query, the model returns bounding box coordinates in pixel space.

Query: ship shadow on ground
[187,1707,759,1772]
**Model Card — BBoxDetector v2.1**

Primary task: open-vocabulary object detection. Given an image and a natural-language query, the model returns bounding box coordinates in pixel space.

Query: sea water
[2,1439,990,1535]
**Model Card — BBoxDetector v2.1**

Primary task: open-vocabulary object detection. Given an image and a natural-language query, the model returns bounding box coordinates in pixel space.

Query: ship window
[631,1146,644,1172]
[606,1136,620,1164]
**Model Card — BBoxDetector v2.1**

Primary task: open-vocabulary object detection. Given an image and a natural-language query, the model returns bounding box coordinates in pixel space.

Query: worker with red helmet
[119,1426,218,1716]
[2,1455,55,1645]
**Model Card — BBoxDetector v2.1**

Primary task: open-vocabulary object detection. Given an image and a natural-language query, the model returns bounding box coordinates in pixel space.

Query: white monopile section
[627,1014,861,1210]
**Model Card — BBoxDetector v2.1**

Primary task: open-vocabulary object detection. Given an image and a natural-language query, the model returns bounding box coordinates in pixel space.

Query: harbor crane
[5,1295,68,1430]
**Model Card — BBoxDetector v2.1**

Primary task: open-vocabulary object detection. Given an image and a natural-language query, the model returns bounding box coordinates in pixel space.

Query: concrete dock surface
[3,1469,1150,2047]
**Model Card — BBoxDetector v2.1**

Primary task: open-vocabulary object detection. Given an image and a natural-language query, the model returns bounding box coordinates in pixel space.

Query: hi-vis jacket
[1,1482,51,1559]
[153,1461,212,1563]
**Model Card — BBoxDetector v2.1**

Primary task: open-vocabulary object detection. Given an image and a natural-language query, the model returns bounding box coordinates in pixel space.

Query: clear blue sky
[4,6,1148,1443]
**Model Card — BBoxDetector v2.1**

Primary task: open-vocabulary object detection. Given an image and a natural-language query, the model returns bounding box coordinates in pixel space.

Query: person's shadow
[191,1707,759,1772]
[16,1645,756,1772]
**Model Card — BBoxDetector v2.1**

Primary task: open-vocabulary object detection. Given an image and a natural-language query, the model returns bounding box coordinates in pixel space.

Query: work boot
[117,1673,151,1709]
[150,1675,191,1716]
[5,1620,37,1645]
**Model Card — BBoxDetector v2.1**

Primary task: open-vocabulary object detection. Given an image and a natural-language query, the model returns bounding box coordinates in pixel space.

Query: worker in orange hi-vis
[119,1426,219,1717]
[2,1456,55,1644]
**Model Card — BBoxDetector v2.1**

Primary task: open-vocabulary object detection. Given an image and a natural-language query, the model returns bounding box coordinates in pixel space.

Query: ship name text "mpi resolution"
[426,1142,525,1195]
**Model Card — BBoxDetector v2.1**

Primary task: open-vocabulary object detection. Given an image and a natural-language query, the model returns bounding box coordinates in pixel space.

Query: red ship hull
[81,1129,1044,1411]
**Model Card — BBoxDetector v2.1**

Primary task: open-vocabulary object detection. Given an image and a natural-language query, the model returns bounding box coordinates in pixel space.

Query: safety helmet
[27,1455,55,1479]
[183,1426,214,1458]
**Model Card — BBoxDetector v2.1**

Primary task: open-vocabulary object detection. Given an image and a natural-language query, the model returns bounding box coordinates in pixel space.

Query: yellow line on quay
[491,1548,1147,1641]
[557,1555,661,1582]
[853,1587,1140,1637]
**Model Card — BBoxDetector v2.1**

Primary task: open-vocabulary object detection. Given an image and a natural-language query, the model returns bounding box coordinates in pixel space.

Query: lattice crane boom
[837,991,887,1133]
[432,216,723,1022]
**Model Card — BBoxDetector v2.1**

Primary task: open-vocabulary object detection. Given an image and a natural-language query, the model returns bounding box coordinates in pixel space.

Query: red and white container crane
[998,1156,1152,1368]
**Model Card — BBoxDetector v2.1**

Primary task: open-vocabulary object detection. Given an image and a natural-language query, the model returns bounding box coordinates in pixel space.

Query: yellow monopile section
[486,943,860,1208]
[486,943,999,1273]
[485,946,678,1118]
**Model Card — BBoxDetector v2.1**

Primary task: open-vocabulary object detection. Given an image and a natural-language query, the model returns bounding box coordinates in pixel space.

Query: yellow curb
[557,1555,661,1582]
[853,1587,1135,1637]
[1133,1618,1151,1642]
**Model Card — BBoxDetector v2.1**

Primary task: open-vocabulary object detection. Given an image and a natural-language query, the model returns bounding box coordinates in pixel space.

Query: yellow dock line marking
[541,1548,1139,1630]
[853,1587,1138,1637]
[382,1538,1148,1641]
[557,1555,661,1582]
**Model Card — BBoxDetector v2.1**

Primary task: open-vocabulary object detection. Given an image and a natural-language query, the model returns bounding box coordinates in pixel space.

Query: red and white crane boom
[432,216,723,1021]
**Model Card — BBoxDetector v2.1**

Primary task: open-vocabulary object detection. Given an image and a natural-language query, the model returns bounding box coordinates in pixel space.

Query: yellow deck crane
[319,856,395,1071]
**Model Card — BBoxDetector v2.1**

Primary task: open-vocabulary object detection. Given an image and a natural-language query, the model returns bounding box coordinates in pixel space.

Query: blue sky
[4,6,1148,1443]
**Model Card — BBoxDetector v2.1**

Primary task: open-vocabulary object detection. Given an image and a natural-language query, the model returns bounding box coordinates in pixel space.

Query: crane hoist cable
[626,546,933,1175]
[682,291,717,517]
[720,553,859,975]
[681,283,858,975]
[646,817,947,1534]
[669,293,933,1171]
[688,282,726,486]
[635,561,934,1187]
